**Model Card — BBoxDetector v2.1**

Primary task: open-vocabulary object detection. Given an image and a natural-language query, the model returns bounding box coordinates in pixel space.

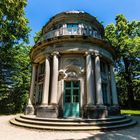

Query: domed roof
[42,10,104,35]
[64,10,85,14]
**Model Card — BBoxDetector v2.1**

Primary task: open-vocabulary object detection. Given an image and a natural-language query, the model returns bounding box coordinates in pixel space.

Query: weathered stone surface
[36,105,58,118]
[25,105,34,115]
[26,11,119,120]
[84,105,108,119]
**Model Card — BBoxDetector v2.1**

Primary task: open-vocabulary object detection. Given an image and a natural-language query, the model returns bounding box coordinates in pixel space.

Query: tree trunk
[123,57,134,108]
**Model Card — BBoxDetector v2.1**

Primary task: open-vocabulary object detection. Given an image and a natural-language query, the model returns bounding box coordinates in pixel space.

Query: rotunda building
[26,11,120,119]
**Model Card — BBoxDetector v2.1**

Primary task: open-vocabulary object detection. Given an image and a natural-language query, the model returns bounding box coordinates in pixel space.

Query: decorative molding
[94,51,100,57]
[51,51,59,56]
[84,51,90,56]
[58,63,84,80]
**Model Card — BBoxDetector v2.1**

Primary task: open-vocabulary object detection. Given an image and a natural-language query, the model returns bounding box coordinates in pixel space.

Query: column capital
[51,51,59,56]
[95,52,101,57]
[85,52,96,57]
[31,62,38,66]
[84,51,92,56]
[45,55,50,60]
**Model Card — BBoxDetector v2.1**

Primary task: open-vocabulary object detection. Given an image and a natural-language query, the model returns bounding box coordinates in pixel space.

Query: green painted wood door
[64,81,80,118]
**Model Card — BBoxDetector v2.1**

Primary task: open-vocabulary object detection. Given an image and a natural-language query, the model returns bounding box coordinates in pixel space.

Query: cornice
[30,35,115,59]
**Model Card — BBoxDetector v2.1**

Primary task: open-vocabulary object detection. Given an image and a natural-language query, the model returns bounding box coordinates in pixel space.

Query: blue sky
[25,0,140,45]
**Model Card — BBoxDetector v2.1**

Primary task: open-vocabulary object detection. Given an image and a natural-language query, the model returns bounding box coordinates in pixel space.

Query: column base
[36,105,58,118]
[25,104,34,115]
[84,105,108,119]
[108,105,120,116]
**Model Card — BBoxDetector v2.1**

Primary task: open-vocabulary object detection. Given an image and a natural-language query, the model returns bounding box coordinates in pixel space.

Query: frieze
[32,43,113,63]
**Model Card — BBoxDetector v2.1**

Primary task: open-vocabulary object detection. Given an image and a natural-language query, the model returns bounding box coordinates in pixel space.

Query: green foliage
[0,0,30,46]
[0,45,31,114]
[105,14,140,108]
[0,0,31,114]
[34,30,42,43]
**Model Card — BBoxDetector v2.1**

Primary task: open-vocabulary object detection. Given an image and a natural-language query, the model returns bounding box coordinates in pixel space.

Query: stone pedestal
[25,99,34,115]
[36,105,58,118]
[84,105,108,119]
[108,105,120,116]
[25,105,34,115]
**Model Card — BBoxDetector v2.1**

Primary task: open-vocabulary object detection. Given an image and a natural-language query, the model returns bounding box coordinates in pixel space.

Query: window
[35,66,38,81]
[67,23,78,28]
[100,61,106,73]
[102,83,108,105]
[64,81,80,103]
[39,62,45,75]
[37,84,43,105]
[38,62,45,82]
[67,23,78,35]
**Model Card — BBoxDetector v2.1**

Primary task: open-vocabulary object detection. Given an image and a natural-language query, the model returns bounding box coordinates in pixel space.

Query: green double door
[64,81,80,118]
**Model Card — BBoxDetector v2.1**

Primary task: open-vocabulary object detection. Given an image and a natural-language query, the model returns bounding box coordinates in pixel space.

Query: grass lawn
[121,109,140,116]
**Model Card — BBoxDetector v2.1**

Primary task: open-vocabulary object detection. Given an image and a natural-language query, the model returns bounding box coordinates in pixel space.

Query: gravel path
[0,115,140,140]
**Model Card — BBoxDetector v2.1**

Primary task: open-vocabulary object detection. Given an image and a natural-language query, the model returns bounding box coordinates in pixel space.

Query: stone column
[85,52,95,105]
[105,64,111,105]
[50,51,59,105]
[41,57,50,106]
[37,52,59,118]
[95,53,103,105]
[110,64,118,105]
[25,64,36,115]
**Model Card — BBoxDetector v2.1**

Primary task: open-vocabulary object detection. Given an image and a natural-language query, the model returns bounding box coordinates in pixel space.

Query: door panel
[64,81,80,118]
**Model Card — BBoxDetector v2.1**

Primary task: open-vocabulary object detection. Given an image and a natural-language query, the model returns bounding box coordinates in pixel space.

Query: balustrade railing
[38,27,102,42]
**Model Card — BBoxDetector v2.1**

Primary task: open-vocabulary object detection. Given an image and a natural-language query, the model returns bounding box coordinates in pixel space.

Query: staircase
[10,115,137,131]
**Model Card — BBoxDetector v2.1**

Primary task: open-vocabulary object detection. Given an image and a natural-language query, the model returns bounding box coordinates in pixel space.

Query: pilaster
[110,64,118,105]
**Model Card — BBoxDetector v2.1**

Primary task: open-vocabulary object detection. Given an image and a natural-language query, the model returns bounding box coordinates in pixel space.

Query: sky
[25,0,140,45]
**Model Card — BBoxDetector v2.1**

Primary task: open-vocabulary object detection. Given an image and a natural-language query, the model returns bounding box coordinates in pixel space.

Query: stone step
[20,115,126,122]
[10,118,137,131]
[15,116,132,126]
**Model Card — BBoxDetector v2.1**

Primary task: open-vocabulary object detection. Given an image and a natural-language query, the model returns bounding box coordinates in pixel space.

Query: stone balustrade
[38,27,102,42]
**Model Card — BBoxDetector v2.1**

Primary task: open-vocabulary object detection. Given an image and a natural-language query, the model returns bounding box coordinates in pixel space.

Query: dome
[41,11,104,37]
[64,10,85,13]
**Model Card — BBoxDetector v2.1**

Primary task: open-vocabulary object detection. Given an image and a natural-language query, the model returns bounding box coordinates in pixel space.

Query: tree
[0,45,31,113]
[12,45,31,113]
[0,0,30,46]
[34,30,42,43]
[0,0,31,114]
[105,14,140,108]
[0,0,30,86]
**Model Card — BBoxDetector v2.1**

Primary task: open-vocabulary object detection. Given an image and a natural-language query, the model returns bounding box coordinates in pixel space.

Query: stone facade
[25,11,120,119]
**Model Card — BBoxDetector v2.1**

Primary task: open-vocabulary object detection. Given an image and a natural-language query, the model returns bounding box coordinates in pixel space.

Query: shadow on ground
[56,128,139,140]
[56,116,140,140]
